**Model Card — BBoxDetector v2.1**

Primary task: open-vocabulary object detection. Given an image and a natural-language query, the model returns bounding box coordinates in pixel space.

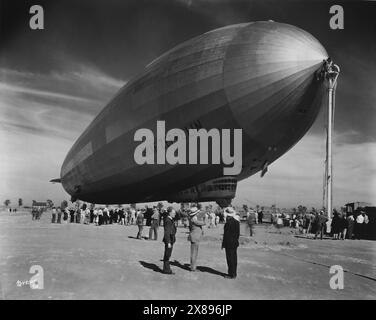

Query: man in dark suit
[222,207,240,279]
[162,207,177,274]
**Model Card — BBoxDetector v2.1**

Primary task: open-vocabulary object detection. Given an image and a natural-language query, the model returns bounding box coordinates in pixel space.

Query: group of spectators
[240,204,374,241]
[264,208,371,240]
[48,204,140,226]
[31,207,43,220]
[44,202,373,242]
[331,210,370,240]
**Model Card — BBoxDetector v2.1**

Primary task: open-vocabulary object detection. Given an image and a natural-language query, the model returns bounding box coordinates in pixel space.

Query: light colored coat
[189,215,205,243]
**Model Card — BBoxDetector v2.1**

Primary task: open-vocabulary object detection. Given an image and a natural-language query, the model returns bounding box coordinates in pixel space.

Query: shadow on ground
[170,260,227,277]
[128,236,149,240]
[139,261,164,273]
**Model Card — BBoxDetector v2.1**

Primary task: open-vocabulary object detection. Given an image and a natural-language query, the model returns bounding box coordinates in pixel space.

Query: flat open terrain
[0,209,375,300]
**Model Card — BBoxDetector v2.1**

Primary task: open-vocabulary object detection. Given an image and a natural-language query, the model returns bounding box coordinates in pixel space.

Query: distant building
[345,202,372,214]
[32,201,47,210]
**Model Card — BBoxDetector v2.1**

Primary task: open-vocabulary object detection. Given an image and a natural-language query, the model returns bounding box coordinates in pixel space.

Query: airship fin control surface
[60,21,328,204]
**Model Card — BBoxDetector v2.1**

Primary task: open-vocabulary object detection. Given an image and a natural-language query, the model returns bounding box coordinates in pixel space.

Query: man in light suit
[188,207,205,272]
[149,207,160,240]
[162,207,177,274]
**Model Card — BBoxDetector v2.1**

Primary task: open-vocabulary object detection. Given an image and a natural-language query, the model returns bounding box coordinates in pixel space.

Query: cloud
[0,63,124,139]
[0,62,125,205]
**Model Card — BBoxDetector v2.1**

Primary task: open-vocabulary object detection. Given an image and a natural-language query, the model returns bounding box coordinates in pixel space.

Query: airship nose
[223,21,328,138]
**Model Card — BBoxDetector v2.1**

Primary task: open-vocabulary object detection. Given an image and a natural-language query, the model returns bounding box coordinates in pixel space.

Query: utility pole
[325,59,340,220]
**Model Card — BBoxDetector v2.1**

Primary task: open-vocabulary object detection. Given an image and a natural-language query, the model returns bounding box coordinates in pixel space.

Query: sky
[0,0,375,208]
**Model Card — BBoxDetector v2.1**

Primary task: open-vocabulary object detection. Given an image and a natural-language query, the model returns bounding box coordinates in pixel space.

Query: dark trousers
[149,220,159,240]
[225,247,238,277]
[347,223,354,239]
[51,213,56,223]
[315,224,324,239]
[163,243,173,272]
[57,213,62,223]
[190,243,199,271]
[137,225,143,239]
[354,222,363,239]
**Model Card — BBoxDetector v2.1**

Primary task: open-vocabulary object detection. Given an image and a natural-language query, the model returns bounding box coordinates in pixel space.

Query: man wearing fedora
[188,206,206,271]
[222,207,240,279]
[162,207,177,274]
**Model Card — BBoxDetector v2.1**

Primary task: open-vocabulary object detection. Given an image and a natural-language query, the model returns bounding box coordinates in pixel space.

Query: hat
[225,207,236,215]
[189,207,200,216]
[224,207,240,221]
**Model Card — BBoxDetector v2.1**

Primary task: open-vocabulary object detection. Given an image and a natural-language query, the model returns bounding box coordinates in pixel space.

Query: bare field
[0,209,375,300]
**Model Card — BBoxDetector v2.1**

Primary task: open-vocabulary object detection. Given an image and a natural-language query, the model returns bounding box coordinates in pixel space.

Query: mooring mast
[325,59,340,220]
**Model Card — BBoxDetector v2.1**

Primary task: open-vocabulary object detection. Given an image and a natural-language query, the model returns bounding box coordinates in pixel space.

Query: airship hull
[60,21,328,204]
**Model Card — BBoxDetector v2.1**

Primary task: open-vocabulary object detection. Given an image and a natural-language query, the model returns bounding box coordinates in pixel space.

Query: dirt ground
[0,209,375,300]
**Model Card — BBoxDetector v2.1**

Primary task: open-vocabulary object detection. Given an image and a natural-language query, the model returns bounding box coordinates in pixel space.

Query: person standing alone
[162,207,177,274]
[222,207,240,279]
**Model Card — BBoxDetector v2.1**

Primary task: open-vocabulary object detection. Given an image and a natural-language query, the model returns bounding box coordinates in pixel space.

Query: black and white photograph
[0,0,375,304]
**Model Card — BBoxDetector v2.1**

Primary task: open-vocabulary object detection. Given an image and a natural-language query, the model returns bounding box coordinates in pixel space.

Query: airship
[54,21,329,206]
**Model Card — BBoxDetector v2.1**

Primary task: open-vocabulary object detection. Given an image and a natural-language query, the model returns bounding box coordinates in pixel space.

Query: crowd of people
[31,207,43,220]
[30,200,374,278]
[45,203,225,229]
[262,208,371,240]
[37,201,373,242]
[330,209,371,240]
[47,204,140,226]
